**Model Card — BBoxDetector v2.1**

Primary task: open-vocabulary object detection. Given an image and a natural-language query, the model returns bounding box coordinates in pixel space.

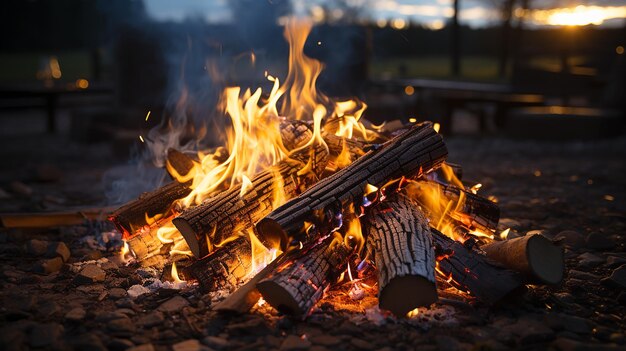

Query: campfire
[108,19,565,319]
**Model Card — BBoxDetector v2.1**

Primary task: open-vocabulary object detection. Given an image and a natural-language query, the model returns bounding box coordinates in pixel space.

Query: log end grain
[379,275,438,317]
[256,280,304,315]
[171,217,201,258]
[255,218,289,250]
[527,234,564,285]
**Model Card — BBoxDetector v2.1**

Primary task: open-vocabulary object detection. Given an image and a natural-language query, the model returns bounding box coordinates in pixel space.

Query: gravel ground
[0,133,625,350]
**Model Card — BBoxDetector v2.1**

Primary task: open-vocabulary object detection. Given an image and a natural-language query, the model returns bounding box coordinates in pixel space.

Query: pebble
[577,252,605,268]
[568,270,601,281]
[109,288,127,300]
[9,181,33,197]
[351,337,374,350]
[585,232,615,251]
[554,231,585,250]
[74,264,106,285]
[280,335,312,350]
[127,344,155,351]
[203,335,230,349]
[173,339,210,351]
[29,322,64,348]
[107,338,135,351]
[106,317,136,336]
[65,307,86,321]
[71,333,107,351]
[310,335,341,346]
[502,318,554,345]
[606,264,626,289]
[552,337,620,350]
[545,314,592,334]
[157,295,189,313]
[26,239,49,256]
[606,256,626,268]
[47,242,71,262]
[435,335,462,351]
[137,311,164,328]
[36,257,64,274]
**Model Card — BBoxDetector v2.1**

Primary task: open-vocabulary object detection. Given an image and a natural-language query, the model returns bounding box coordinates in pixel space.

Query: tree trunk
[364,195,438,316]
[256,122,447,250]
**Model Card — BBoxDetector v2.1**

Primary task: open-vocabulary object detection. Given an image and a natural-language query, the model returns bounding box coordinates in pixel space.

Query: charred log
[256,235,353,316]
[257,122,448,250]
[365,195,437,316]
[481,234,564,285]
[431,228,524,304]
[165,148,196,180]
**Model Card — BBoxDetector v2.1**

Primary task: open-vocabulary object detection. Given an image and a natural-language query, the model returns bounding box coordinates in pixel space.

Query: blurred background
[0,0,624,212]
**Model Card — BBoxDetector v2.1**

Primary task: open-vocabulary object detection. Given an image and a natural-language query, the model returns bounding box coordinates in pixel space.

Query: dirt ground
[1,132,625,350]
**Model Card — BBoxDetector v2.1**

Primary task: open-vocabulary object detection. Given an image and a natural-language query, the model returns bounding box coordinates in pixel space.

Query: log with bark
[481,234,564,285]
[125,223,189,267]
[256,234,353,316]
[256,122,448,250]
[364,195,438,316]
[405,180,500,235]
[431,228,524,304]
[183,235,252,292]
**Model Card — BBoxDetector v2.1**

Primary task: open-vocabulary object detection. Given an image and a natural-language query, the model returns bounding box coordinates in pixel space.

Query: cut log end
[255,218,288,250]
[379,275,438,316]
[256,280,303,315]
[171,217,201,258]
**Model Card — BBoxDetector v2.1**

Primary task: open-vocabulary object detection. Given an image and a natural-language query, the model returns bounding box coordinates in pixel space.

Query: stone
[26,239,49,256]
[310,335,341,346]
[617,291,626,305]
[554,231,585,250]
[173,339,209,351]
[577,253,605,268]
[157,295,189,313]
[435,335,462,351]
[606,264,626,289]
[606,256,626,268]
[74,264,106,285]
[585,233,615,251]
[128,344,155,351]
[203,335,230,349]
[95,311,129,322]
[38,300,61,318]
[137,311,164,328]
[545,314,592,334]
[502,318,555,345]
[47,242,71,262]
[29,322,64,348]
[9,181,33,197]
[552,337,621,351]
[71,333,107,351]
[109,288,127,300]
[107,317,136,336]
[65,307,86,321]
[36,257,64,274]
[351,338,374,350]
[280,335,312,350]
[568,270,601,281]
[107,338,135,351]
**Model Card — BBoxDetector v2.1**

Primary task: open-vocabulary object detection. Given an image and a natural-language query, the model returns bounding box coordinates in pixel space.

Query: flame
[499,228,511,240]
[407,307,420,318]
[171,262,184,283]
[249,229,279,276]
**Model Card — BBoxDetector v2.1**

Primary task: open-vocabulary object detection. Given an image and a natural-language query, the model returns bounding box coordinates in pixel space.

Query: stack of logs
[109,121,565,318]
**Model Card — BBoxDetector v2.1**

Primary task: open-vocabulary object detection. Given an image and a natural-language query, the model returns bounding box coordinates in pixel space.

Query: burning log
[406,180,500,235]
[125,223,189,267]
[364,195,438,316]
[165,149,196,180]
[431,228,524,304]
[256,234,353,316]
[0,206,115,228]
[183,236,252,292]
[481,234,564,285]
[256,122,448,250]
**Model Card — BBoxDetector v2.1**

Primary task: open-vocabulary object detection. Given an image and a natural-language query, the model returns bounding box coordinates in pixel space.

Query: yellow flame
[407,307,420,318]
[433,123,440,133]
[500,228,510,240]
[171,262,184,283]
[239,175,253,198]
[470,183,482,194]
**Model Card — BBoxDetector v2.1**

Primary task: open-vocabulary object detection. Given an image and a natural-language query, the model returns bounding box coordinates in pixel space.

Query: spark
[139,135,144,143]
[145,110,151,121]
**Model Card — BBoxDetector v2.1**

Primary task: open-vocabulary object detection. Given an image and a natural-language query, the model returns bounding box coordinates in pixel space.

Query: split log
[126,224,188,267]
[165,148,196,180]
[481,234,564,285]
[256,234,353,316]
[405,180,500,234]
[431,228,524,304]
[256,122,448,250]
[0,206,115,228]
[364,195,437,316]
[183,236,252,292]
[173,144,328,258]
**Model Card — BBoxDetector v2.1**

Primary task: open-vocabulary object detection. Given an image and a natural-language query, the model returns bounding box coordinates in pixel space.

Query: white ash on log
[406,180,500,234]
[481,234,564,285]
[364,195,438,316]
[173,143,329,258]
[431,228,524,303]
[256,234,353,316]
[183,236,252,292]
[256,122,448,250]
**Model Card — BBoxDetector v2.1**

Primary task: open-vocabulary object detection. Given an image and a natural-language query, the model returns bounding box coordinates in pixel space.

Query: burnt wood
[365,195,438,316]
[256,235,353,316]
[256,122,448,250]
[165,148,195,180]
[431,228,524,304]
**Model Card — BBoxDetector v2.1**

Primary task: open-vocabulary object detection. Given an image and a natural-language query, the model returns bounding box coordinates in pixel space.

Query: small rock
[606,264,626,289]
[351,338,374,350]
[577,252,605,268]
[65,307,86,321]
[586,232,615,251]
[173,339,209,351]
[71,333,107,351]
[157,295,189,313]
[36,257,64,274]
[29,323,64,348]
[554,231,585,250]
[9,181,33,197]
[568,270,600,281]
[310,335,341,346]
[136,311,164,328]
[109,288,127,300]
[202,335,230,349]
[546,314,592,334]
[617,291,626,305]
[47,242,70,262]
[435,335,462,351]
[607,256,626,268]
[74,264,106,285]
[26,239,49,256]
[128,344,155,351]
[95,310,128,322]
[107,317,136,336]
[107,338,135,351]
[280,335,312,350]
[38,300,61,318]
[503,318,554,345]
[101,261,119,270]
